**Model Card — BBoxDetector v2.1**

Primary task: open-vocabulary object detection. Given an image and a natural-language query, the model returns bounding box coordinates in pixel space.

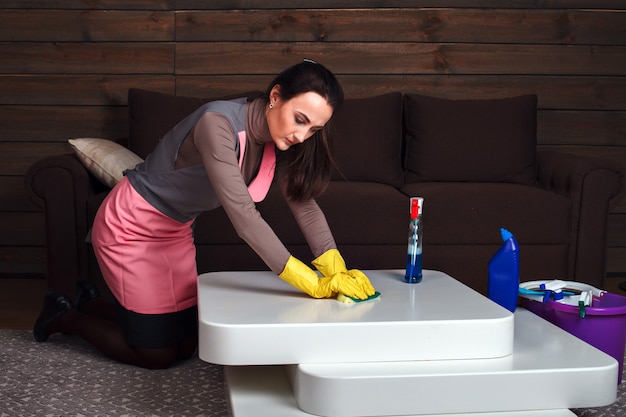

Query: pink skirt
[91,177,197,315]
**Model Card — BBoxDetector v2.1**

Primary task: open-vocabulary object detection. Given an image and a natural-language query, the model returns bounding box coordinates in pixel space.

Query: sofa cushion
[403,94,538,185]
[317,181,408,244]
[68,138,144,188]
[331,93,404,187]
[399,181,570,245]
[128,89,261,159]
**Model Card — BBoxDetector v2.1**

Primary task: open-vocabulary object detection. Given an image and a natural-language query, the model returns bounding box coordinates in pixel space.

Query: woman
[33,60,376,369]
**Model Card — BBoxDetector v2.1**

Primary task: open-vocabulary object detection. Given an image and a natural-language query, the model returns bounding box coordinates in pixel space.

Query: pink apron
[92,135,276,314]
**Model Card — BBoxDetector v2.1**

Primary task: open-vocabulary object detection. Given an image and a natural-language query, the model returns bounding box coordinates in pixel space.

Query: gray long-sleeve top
[126,97,336,274]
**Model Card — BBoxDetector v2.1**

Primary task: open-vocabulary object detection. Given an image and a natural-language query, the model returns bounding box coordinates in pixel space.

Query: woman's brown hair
[264,60,344,201]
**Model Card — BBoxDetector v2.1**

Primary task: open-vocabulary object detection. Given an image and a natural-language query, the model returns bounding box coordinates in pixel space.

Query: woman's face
[266,86,334,151]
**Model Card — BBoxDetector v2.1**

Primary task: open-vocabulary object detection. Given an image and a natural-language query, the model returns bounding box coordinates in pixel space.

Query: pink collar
[238,131,276,202]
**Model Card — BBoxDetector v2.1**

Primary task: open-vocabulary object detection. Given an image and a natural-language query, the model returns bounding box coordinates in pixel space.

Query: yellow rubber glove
[279,256,372,299]
[311,248,347,277]
[311,249,376,298]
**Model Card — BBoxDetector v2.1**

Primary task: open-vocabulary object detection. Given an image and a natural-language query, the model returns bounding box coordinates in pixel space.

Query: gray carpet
[0,329,623,416]
[0,330,229,416]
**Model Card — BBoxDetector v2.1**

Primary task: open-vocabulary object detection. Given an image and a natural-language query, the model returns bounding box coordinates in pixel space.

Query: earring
[269,103,274,109]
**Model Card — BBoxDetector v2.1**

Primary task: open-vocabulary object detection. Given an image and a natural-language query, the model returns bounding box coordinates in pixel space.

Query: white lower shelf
[225,309,617,417]
[225,366,577,417]
[289,309,617,416]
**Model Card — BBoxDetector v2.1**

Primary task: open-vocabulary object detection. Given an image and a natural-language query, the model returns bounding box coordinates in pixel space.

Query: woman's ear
[270,85,281,104]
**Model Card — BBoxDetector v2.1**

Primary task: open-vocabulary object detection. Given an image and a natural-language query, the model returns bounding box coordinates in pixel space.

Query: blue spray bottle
[404,197,424,283]
[488,228,520,312]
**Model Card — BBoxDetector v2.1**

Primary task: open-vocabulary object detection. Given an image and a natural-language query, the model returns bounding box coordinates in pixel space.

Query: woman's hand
[311,249,377,298]
[279,256,375,299]
[315,271,375,299]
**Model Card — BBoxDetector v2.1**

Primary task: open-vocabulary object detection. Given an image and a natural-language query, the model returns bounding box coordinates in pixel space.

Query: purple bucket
[520,291,626,384]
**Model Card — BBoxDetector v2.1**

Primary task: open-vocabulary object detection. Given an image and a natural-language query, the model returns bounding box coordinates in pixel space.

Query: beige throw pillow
[68,138,143,188]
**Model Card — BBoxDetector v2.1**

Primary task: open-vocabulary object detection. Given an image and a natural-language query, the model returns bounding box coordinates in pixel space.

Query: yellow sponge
[337,291,381,304]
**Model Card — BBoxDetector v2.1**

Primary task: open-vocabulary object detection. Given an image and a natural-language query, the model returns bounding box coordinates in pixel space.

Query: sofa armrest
[537,150,625,286]
[25,153,108,293]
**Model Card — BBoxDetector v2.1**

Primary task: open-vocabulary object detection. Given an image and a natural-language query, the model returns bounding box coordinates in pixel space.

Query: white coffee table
[198,269,513,365]
[197,270,618,416]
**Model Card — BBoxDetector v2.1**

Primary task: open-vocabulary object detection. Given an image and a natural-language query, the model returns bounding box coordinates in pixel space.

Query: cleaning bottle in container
[488,228,520,312]
[404,197,424,283]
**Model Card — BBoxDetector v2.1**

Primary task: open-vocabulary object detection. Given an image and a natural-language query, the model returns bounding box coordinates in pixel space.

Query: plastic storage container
[519,281,626,384]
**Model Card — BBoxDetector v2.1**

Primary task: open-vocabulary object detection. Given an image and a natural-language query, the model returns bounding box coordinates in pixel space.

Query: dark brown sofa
[26,89,625,298]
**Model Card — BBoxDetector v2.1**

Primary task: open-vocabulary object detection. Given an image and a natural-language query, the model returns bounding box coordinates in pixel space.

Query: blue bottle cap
[500,228,513,241]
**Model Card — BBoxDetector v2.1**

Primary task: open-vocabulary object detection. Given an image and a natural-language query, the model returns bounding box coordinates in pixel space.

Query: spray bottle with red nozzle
[404,197,424,283]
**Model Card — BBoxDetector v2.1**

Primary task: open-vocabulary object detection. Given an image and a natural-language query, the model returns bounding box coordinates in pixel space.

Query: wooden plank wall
[1,1,625,283]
